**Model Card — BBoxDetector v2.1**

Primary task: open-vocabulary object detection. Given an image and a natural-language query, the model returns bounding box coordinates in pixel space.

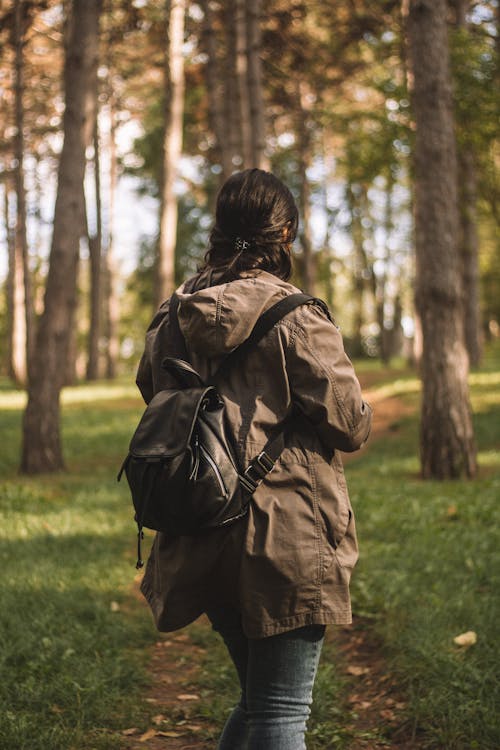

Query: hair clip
[235,236,251,253]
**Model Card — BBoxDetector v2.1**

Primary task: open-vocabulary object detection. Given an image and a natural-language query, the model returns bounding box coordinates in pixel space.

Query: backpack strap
[221,292,330,494]
[212,292,330,382]
[168,292,189,361]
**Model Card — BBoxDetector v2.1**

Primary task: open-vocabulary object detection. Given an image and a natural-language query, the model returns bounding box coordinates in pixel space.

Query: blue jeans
[207,606,325,750]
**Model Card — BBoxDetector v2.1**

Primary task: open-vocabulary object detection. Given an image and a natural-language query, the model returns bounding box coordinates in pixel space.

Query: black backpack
[118,292,327,568]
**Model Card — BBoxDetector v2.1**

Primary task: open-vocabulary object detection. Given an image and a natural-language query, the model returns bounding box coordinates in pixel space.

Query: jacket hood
[175,270,298,358]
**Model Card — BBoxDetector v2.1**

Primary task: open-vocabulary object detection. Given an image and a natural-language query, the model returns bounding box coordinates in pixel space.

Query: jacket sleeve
[286,304,372,453]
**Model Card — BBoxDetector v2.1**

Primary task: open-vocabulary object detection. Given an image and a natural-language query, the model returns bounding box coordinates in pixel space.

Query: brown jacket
[137,269,372,638]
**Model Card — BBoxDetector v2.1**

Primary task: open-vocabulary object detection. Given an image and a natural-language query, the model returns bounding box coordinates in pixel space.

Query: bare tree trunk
[297,81,315,294]
[4,178,25,383]
[201,0,232,181]
[246,0,268,169]
[14,0,34,382]
[223,2,242,168]
[407,0,476,479]
[235,0,252,168]
[105,101,120,379]
[21,0,101,474]
[155,0,186,308]
[86,119,102,380]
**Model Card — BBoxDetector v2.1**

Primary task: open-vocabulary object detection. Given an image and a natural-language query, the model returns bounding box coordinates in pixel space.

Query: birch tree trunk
[21,0,101,474]
[246,0,268,169]
[155,0,186,308]
[407,0,476,478]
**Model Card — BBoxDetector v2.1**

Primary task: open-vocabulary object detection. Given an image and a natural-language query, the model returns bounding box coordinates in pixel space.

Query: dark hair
[203,169,298,281]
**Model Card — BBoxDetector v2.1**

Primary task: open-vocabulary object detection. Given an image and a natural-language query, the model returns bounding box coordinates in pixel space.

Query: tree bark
[86,119,102,380]
[297,81,315,295]
[201,0,233,182]
[13,0,34,383]
[246,0,268,170]
[407,0,476,479]
[235,0,252,168]
[155,0,186,308]
[224,2,242,169]
[4,177,27,383]
[105,100,120,379]
[21,0,101,474]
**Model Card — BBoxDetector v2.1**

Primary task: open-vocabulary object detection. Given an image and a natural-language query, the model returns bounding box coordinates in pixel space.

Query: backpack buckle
[240,451,275,493]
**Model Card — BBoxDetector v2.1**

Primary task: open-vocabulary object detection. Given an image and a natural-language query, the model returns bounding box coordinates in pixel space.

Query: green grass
[1,343,499,749]
[0,381,156,750]
[345,345,500,749]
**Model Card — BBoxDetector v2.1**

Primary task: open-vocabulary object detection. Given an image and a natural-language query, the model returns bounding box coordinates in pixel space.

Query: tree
[12,0,35,383]
[406,0,476,478]
[21,0,101,473]
[155,0,186,308]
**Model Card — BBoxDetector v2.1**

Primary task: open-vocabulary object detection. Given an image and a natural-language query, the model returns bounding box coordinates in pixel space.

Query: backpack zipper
[199,442,229,498]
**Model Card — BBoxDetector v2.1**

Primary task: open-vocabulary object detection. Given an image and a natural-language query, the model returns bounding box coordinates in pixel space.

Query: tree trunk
[246,0,268,170]
[407,0,476,479]
[4,177,26,383]
[14,0,34,382]
[21,0,101,474]
[155,0,186,308]
[223,2,242,169]
[235,0,252,168]
[105,101,120,379]
[86,119,102,380]
[297,81,315,294]
[201,0,233,182]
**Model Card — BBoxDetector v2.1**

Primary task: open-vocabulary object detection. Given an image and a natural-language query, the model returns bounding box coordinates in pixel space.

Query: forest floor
[121,376,421,750]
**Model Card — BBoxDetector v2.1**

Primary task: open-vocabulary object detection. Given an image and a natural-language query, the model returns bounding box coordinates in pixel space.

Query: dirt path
[121,372,421,749]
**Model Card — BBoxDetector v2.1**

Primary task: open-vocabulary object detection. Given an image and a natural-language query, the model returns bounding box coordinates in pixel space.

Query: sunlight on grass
[0,380,141,411]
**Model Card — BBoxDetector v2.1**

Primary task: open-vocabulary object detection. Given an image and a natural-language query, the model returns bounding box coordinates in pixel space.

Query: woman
[136,168,372,749]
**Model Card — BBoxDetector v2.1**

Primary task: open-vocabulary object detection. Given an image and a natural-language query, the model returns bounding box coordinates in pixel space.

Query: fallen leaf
[346,665,370,676]
[156,731,184,738]
[139,728,157,742]
[446,504,459,519]
[122,728,139,736]
[453,630,477,647]
[152,714,166,725]
[173,634,190,642]
[145,697,158,703]
[110,601,120,612]
[183,724,202,731]
[360,701,372,709]
[177,693,200,701]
